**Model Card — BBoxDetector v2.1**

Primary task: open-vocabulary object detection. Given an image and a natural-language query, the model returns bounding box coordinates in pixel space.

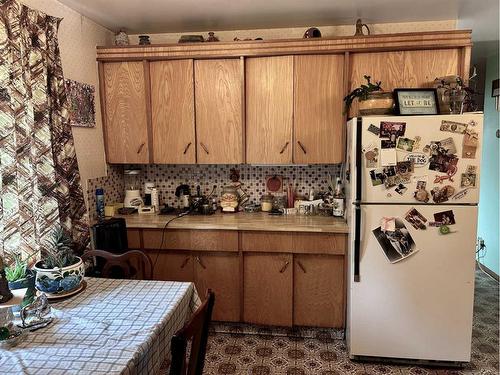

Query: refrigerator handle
[355,118,363,202]
[354,203,361,282]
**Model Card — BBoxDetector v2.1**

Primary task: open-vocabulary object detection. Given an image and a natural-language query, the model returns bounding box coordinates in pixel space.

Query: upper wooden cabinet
[403,49,460,88]
[246,56,294,164]
[194,59,244,164]
[294,54,345,164]
[150,60,196,164]
[101,62,149,164]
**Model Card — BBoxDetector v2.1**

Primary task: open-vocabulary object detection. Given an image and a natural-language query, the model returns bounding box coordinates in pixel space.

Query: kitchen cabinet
[150,60,196,164]
[294,54,345,164]
[243,253,293,326]
[102,62,149,164]
[147,250,194,282]
[194,59,244,164]
[246,56,294,164]
[293,254,344,328]
[193,253,240,322]
[403,49,460,87]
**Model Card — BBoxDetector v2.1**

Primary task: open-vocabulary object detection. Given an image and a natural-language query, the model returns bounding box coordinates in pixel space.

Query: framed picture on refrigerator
[394,88,440,115]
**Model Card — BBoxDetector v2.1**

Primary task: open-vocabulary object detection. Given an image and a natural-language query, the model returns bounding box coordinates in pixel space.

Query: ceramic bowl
[34,257,84,295]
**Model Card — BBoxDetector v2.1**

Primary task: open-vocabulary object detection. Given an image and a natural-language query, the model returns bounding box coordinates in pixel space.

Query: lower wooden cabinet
[293,254,344,328]
[147,250,193,282]
[193,253,240,322]
[243,253,293,326]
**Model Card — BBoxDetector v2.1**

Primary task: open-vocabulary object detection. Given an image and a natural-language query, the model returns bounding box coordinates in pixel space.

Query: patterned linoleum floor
[164,270,499,374]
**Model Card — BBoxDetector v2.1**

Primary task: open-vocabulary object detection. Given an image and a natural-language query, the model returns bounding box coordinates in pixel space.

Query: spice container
[261,194,274,212]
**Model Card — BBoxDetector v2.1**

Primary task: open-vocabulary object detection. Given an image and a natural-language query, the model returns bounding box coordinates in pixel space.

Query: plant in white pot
[34,227,84,295]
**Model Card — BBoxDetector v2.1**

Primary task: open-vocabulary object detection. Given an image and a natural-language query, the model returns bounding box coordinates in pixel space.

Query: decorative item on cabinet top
[344,75,394,116]
[354,19,370,36]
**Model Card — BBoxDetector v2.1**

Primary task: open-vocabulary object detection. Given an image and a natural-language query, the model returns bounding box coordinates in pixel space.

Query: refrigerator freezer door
[348,204,477,362]
[359,114,483,204]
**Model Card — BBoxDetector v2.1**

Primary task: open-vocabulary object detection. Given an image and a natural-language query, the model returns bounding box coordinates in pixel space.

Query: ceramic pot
[34,257,84,295]
[358,91,394,115]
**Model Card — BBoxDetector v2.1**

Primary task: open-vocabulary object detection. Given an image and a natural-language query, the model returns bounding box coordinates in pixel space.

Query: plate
[37,280,87,301]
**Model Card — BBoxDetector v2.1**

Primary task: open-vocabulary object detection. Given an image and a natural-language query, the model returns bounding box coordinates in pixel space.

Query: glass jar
[261,194,274,212]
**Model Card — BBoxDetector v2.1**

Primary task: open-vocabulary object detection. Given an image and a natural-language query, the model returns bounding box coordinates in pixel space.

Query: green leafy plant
[40,226,77,269]
[343,75,383,113]
[3,253,36,282]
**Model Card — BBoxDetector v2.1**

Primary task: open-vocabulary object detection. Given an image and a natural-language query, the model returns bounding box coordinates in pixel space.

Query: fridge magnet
[380,140,397,166]
[396,161,414,175]
[380,121,406,140]
[440,120,467,134]
[64,79,96,128]
[434,210,456,225]
[430,185,455,204]
[438,225,455,235]
[395,183,408,195]
[385,174,409,189]
[413,136,422,150]
[405,153,428,168]
[466,165,477,174]
[416,180,427,189]
[369,169,386,186]
[396,137,415,152]
[452,188,471,200]
[372,219,418,263]
[429,153,458,174]
[462,132,479,159]
[364,148,379,168]
[404,207,427,230]
[437,137,457,155]
[380,217,396,232]
[367,124,380,136]
[460,173,476,188]
[414,185,430,203]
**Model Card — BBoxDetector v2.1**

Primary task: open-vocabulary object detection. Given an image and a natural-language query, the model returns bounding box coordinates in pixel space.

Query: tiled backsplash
[86,164,342,216]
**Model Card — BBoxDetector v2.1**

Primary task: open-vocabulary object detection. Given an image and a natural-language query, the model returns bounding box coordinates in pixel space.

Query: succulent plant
[40,226,77,269]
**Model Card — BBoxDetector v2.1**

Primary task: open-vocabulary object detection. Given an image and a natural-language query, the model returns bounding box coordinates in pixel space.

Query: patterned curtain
[0,0,89,259]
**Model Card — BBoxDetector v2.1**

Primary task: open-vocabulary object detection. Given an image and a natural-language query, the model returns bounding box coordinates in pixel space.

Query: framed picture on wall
[394,88,440,115]
[65,79,96,127]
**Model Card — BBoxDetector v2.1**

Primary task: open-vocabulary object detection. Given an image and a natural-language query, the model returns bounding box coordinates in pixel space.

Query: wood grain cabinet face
[294,54,345,164]
[194,59,243,164]
[246,56,293,164]
[150,60,196,164]
[146,250,194,282]
[293,255,344,328]
[193,253,240,322]
[403,49,460,88]
[102,62,149,164]
[243,253,293,327]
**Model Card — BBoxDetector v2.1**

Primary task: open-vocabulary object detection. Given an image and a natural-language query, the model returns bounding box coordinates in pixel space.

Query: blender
[123,169,143,208]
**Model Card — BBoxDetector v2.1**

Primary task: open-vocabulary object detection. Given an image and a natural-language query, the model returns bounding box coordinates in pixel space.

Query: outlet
[477,237,486,250]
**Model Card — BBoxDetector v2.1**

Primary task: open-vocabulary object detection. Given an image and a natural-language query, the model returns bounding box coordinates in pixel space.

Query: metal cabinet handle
[183,142,192,154]
[137,142,145,154]
[297,141,307,154]
[279,261,290,273]
[297,261,306,273]
[180,257,190,269]
[200,142,209,154]
[195,256,206,269]
[279,141,289,154]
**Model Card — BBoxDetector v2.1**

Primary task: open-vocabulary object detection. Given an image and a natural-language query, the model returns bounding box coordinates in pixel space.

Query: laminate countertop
[115,212,349,234]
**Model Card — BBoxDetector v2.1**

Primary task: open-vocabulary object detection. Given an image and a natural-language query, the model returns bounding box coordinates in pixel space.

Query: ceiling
[58,0,499,42]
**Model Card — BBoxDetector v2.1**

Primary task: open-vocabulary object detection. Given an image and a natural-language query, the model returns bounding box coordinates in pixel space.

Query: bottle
[332,177,345,217]
[95,188,105,221]
[151,188,159,211]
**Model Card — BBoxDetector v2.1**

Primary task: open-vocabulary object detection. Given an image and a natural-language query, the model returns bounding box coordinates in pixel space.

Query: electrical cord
[151,211,191,273]
[475,240,498,282]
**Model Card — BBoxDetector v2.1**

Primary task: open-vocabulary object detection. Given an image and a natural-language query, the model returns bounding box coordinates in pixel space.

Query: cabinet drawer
[142,229,238,252]
[241,232,345,255]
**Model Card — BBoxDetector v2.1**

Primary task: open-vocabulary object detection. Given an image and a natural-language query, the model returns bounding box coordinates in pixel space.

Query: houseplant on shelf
[34,226,85,296]
[4,253,37,307]
[344,75,394,116]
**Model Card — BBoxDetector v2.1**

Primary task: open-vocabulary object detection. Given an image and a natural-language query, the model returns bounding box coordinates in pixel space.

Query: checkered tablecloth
[0,278,200,375]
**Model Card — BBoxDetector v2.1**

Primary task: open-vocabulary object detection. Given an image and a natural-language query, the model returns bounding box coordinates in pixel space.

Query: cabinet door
[147,250,193,282]
[150,60,195,164]
[293,254,345,328]
[246,56,293,164]
[102,62,149,163]
[195,59,243,164]
[348,51,405,117]
[193,253,240,322]
[294,55,345,164]
[403,49,460,88]
[243,253,293,326]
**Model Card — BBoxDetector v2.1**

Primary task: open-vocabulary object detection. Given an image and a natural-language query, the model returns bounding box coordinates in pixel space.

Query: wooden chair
[82,250,153,280]
[169,289,215,375]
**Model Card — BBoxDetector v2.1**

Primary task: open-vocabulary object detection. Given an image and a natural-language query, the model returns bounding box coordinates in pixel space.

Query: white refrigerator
[346,113,483,364]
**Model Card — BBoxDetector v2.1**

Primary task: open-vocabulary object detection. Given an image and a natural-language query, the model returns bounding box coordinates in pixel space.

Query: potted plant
[34,227,85,295]
[4,253,37,307]
[434,75,478,114]
[344,75,394,116]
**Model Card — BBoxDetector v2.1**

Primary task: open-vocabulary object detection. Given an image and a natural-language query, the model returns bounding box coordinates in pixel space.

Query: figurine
[303,27,322,38]
[354,19,370,36]
[114,30,129,46]
[206,32,219,42]
[21,294,51,327]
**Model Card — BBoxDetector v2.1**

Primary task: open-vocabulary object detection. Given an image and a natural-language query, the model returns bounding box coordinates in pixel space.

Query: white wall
[20,0,114,188]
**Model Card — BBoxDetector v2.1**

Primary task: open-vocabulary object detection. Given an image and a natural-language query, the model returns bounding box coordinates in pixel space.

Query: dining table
[0,277,200,375]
